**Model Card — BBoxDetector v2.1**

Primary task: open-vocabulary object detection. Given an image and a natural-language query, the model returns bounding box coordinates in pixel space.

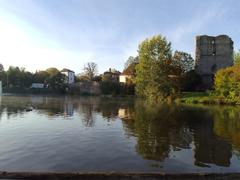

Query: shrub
[100,81,135,95]
[180,70,201,91]
[214,65,240,100]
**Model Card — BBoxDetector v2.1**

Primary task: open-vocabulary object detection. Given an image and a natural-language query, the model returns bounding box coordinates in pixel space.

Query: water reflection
[0,95,240,170]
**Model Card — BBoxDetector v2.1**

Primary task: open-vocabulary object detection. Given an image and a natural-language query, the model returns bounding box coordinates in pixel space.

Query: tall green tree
[124,56,139,70]
[135,35,180,101]
[172,51,195,73]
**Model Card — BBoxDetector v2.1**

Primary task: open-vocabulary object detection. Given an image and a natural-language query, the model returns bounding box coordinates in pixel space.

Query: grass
[178,91,239,105]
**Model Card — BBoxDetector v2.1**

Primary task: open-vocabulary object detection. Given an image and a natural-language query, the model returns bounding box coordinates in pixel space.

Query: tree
[83,62,98,81]
[46,72,66,90]
[124,56,139,70]
[135,35,180,101]
[123,56,139,81]
[172,51,195,73]
[5,66,34,88]
[46,67,59,76]
[34,71,49,83]
[234,50,240,65]
[0,64,4,72]
[181,70,201,91]
[214,64,240,99]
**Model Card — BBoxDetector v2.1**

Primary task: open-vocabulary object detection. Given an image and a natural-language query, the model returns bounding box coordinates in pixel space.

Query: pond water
[0,95,240,173]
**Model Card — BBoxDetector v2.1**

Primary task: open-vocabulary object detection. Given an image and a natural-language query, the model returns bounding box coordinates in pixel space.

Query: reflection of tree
[0,96,77,119]
[77,97,100,127]
[1,95,240,166]
[129,102,193,161]
[81,102,95,127]
[122,102,234,167]
[211,106,240,157]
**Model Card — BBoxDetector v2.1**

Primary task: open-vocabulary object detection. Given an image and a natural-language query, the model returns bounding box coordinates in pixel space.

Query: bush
[100,81,135,95]
[214,65,240,100]
[181,70,201,91]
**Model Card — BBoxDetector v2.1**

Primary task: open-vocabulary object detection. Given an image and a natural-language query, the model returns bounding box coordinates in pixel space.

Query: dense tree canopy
[46,67,59,76]
[214,64,240,99]
[135,35,181,101]
[0,66,67,93]
[172,51,195,73]
[124,56,139,70]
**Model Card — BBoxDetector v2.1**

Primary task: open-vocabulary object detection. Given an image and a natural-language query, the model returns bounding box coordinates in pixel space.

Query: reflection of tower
[192,118,232,167]
[64,102,74,117]
[0,81,2,95]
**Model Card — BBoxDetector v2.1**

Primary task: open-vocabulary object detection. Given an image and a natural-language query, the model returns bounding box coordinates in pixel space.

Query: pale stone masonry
[195,35,233,89]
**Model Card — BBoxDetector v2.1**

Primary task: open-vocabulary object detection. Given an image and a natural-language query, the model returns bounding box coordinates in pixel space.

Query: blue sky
[0,0,239,74]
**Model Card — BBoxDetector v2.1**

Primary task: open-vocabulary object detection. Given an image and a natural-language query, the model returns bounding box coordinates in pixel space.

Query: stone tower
[195,35,233,89]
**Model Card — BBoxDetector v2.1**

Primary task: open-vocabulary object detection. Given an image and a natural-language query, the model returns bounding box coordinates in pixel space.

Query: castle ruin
[195,35,233,89]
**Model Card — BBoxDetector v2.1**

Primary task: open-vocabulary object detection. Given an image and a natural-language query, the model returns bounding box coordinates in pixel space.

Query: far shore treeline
[0,34,240,103]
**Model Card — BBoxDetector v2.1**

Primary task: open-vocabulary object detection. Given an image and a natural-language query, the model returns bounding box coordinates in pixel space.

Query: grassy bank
[179,92,240,105]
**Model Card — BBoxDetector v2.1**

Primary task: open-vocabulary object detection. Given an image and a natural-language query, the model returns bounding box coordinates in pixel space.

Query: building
[61,69,75,84]
[31,83,44,89]
[102,68,121,82]
[119,63,136,84]
[119,73,133,83]
[195,35,233,89]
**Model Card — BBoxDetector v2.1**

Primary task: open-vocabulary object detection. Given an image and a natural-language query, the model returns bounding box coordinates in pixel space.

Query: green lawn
[179,92,239,105]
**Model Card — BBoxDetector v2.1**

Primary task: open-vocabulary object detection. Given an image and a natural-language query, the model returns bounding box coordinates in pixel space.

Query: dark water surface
[0,95,239,173]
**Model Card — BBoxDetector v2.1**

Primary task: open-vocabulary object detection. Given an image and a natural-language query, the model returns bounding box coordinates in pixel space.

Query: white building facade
[61,69,75,84]
[119,74,132,83]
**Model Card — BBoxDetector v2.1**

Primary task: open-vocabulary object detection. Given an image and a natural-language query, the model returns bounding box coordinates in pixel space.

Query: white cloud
[166,3,229,54]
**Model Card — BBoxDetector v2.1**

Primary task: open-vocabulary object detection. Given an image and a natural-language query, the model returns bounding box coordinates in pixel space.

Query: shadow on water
[0,95,240,171]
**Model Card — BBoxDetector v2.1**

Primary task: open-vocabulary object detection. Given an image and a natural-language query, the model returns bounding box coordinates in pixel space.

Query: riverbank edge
[178,92,240,105]
[0,171,240,180]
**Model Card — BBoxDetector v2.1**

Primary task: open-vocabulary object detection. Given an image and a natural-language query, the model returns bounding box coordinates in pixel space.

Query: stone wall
[195,35,233,89]
[70,82,101,95]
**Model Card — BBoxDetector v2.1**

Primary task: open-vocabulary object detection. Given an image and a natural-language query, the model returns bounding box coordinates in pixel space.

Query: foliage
[135,35,181,101]
[76,74,89,82]
[180,70,201,91]
[124,56,139,70]
[46,72,66,91]
[122,56,138,84]
[46,67,59,76]
[34,71,49,83]
[214,65,240,100]
[234,50,240,65]
[102,73,112,82]
[92,75,102,82]
[212,106,240,152]
[83,62,98,81]
[172,51,195,73]
[0,66,67,93]
[0,63,4,72]
[6,66,33,87]
[100,81,134,95]
[131,102,193,161]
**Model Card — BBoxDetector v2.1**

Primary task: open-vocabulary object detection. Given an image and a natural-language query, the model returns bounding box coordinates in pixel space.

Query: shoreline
[178,92,240,106]
[0,171,240,180]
